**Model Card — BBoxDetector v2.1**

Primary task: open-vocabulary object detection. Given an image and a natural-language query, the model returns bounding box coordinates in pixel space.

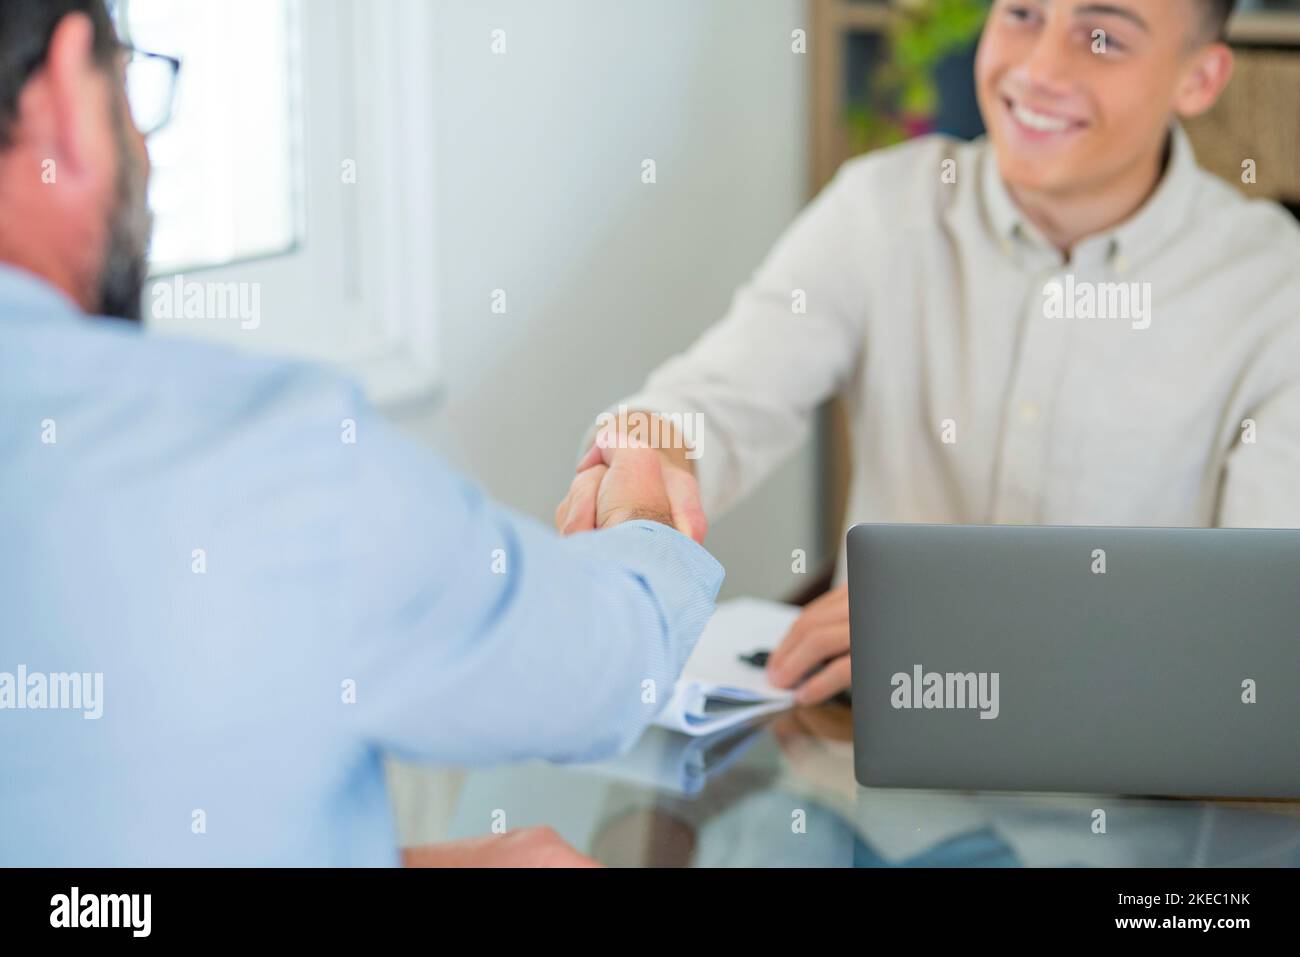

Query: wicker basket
[1185,48,1300,205]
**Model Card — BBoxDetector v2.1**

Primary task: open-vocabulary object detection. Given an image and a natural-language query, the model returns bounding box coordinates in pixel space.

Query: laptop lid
[848,524,1300,798]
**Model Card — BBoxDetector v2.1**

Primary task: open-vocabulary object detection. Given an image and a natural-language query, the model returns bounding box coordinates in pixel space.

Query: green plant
[847,0,989,153]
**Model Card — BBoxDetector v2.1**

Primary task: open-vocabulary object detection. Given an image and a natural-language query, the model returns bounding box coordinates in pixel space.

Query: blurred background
[117,0,1300,600]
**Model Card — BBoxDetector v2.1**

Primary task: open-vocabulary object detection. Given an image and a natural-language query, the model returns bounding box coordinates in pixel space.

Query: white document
[652,598,802,737]
[582,723,766,795]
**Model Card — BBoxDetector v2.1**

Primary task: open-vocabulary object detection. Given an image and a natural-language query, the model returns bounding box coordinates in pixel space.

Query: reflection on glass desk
[390,706,1300,868]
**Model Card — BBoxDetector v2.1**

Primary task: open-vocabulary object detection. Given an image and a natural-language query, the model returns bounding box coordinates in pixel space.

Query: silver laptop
[847,523,1300,798]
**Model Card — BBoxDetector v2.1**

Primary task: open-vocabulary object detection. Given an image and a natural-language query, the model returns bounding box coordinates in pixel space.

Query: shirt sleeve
[1217,379,1300,529]
[583,159,873,516]
[335,386,724,767]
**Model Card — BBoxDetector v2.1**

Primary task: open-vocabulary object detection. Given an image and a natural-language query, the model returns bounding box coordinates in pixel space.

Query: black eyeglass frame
[118,43,182,137]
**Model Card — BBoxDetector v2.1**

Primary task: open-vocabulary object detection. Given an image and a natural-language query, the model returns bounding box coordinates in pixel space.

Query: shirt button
[1018,400,1041,425]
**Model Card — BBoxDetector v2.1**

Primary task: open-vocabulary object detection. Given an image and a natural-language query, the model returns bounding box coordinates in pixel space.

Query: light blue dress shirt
[0,264,723,865]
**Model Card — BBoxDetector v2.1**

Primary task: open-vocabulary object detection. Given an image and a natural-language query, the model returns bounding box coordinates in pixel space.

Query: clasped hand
[553,437,852,704]
[554,441,707,544]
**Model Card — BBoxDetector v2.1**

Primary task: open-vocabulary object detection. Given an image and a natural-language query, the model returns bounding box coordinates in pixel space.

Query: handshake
[553,413,707,544]
[554,409,855,707]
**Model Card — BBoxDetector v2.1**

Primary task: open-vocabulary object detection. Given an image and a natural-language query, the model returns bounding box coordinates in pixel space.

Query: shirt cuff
[564,519,725,675]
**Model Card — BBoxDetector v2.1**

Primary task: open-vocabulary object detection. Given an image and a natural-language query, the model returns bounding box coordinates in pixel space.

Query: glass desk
[389,705,1300,867]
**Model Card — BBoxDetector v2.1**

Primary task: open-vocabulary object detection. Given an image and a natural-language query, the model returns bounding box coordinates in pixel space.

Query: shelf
[827,3,1300,47]
[1228,11,1300,45]
[832,2,892,31]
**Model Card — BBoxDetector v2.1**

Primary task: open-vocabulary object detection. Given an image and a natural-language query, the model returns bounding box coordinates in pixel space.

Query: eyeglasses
[120,45,181,136]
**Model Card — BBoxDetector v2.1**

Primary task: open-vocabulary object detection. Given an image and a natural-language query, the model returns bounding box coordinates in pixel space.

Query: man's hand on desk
[766,584,852,705]
[402,827,601,868]
[555,416,706,543]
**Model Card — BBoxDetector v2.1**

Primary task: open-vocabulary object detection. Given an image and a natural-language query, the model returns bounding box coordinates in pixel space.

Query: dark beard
[96,101,153,322]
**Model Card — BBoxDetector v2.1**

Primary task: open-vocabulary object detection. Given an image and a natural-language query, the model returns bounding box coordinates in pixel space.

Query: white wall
[392,0,825,599]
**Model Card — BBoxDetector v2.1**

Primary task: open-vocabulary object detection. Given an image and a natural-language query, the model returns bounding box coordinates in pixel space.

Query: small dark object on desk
[738,649,852,706]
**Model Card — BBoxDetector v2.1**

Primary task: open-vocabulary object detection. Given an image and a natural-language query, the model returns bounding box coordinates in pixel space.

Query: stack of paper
[583,723,766,795]
[652,598,802,737]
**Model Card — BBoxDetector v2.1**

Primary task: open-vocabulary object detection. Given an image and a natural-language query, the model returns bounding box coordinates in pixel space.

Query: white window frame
[145,0,440,409]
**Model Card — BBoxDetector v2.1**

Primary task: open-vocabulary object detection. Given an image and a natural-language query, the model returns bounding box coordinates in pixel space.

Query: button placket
[990,265,1073,524]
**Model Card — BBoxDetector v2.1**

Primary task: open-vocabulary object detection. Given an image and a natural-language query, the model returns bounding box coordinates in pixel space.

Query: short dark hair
[0,0,119,148]
[1200,0,1239,41]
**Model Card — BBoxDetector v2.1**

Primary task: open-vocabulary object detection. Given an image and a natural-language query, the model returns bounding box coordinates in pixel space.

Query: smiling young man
[558,0,1300,702]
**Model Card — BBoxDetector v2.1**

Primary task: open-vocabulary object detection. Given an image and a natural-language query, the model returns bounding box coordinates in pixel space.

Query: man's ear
[31,13,108,178]
[1173,42,1235,120]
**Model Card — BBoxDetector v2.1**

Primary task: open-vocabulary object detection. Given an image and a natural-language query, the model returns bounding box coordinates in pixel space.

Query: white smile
[1005,98,1083,134]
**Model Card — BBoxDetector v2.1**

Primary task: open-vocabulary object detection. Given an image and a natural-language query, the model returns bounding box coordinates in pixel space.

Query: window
[117,0,440,407]
[120,0,301,276]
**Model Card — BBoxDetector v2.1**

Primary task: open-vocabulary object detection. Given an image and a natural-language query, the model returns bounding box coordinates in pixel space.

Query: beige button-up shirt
[611,127,1300,557]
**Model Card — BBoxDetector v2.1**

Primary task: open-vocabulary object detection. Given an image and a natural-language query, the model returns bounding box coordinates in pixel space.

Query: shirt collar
[980,123,1201,269]
[0,262,84,324]
[981,138,1026,250]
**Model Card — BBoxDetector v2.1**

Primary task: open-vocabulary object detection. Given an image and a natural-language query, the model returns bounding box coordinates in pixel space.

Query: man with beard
[0,1,719,866]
